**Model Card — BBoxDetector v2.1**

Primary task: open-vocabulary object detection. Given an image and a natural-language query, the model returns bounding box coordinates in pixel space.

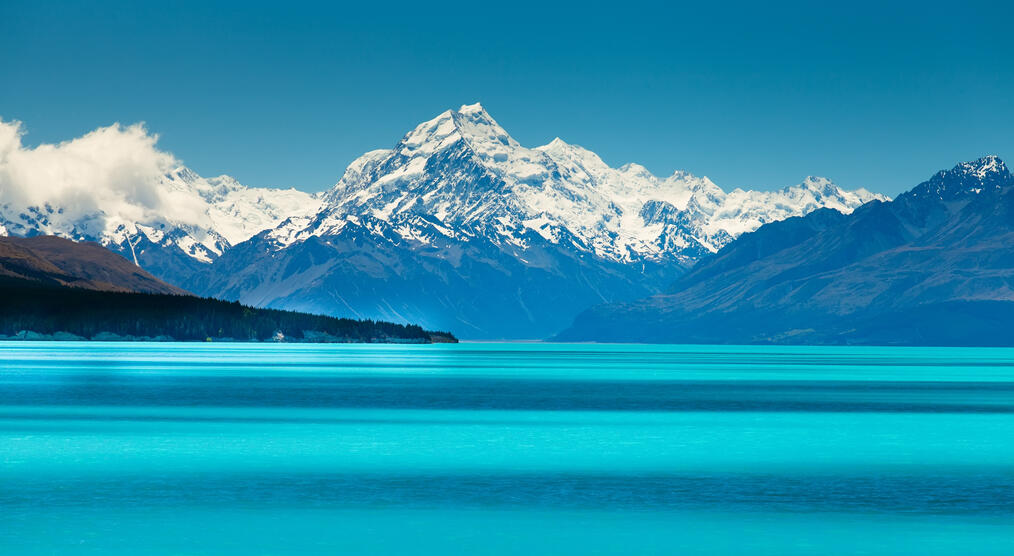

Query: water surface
[3,342,1014,554]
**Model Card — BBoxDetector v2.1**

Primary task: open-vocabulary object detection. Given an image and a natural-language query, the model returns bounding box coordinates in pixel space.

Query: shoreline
[0,330,457,344]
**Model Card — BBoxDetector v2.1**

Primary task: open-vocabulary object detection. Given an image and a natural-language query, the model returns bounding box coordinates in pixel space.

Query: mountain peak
[457,102,486,115]
[536,137,602,160]
[904,155,1012,203]
[397,102,516,159]
[618,162,653,178]
[955,155,1007,179]
[450,102,510,137]
[801,175,832,185]
[797,176,838,194]
[668,169,700,181]
[543,137,569,148]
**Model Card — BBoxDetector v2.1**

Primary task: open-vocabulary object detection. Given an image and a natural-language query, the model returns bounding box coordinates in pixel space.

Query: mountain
[0,119,320,287]
[0,235,186,294]
[557,156,1014,346]
[194,104,884,339]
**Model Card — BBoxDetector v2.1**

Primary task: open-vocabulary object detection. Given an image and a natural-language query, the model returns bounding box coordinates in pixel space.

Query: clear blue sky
[2,1,1012,195]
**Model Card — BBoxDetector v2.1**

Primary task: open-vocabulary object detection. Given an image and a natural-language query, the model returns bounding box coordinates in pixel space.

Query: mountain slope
[557,156,1014,345]
[196,104,883,339]
[0,235,187,294]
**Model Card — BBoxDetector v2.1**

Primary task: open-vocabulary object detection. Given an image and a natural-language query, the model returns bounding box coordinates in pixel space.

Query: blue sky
[2,1,1012,195]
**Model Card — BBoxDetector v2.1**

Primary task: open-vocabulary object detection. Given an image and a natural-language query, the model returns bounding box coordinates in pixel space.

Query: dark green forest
[0,277,455,343]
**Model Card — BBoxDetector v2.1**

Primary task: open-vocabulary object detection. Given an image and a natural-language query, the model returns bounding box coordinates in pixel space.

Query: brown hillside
[0,236,189,295]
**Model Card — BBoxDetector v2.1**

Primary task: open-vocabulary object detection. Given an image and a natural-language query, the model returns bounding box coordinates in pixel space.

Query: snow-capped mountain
[0,119,320,286]
[271,103,884,264]
[196,104,885,338]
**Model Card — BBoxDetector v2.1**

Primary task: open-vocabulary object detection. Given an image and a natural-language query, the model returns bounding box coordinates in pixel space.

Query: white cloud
[0,118,215,239]
[0,118,321,254]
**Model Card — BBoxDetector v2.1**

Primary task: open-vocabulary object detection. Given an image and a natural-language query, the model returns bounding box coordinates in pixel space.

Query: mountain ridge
[304,103,885,266]
[556,155,1014,345]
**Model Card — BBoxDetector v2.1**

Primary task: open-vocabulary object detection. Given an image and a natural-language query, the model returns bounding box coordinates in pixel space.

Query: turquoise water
[3,342,1014,554]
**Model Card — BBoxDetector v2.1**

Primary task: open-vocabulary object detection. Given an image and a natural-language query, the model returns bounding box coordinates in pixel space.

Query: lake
[2,342,1014,554]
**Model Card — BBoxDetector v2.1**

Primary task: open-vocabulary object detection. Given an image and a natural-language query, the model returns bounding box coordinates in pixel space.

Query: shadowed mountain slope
[557,156,1014,346]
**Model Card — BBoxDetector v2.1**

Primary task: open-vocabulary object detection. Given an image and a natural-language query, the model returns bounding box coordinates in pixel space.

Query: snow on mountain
[286,103,886,264]
[0,118,320,277]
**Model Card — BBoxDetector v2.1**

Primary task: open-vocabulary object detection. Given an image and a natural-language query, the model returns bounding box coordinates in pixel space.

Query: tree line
[0,277,455,343]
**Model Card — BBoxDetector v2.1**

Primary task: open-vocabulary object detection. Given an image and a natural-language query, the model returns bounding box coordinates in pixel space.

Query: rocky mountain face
[557,156,1014,346]
[192,104,883,339]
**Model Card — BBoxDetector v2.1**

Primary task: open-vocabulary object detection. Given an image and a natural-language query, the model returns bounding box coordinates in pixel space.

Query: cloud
[0,118,214,238]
